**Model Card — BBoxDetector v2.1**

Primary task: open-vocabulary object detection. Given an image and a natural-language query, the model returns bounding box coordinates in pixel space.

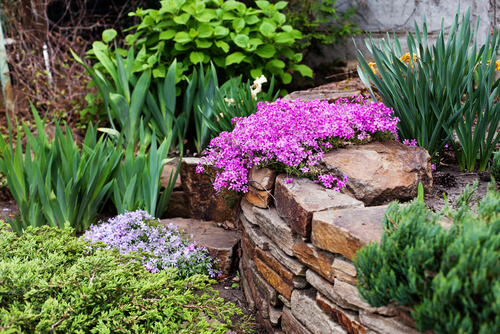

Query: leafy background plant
[122,0,312,85]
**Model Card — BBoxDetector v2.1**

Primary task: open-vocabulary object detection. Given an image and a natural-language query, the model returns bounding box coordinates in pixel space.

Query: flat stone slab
[311,206,387,260]
[160,218,240,276]
[321,140,432,205]
[275,174,364,237]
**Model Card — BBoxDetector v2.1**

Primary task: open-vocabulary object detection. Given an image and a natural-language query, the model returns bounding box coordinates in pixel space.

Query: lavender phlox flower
[82,210,219,278]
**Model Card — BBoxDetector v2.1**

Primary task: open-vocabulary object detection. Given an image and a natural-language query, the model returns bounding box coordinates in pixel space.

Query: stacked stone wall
[238,141,432,333]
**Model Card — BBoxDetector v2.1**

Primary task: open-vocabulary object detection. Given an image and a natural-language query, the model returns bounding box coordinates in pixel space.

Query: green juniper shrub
[490,150,500,182]
[355,181,500,333]
[0,221,253,333]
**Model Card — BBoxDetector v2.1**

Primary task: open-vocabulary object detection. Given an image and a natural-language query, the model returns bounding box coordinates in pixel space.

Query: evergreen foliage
[355,181,500,333]
[0,222,253,333]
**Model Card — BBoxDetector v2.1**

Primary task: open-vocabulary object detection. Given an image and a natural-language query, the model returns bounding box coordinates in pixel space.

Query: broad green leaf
[256,44,275,58]
[234,34,250,48]
[274,1,288,10]
[232,18,245,33]
[292,64,313,77]
[226,52,246,65]
[174,31,193,43]
[214,26,229,37]
[272,12,286,26]
[265,59,285,70]
[173,13,191,24]
[159,29,177,40]
[190,51,206,64]
[196,39,213,48]
[281,25,293,32]
[250,68,263,78]
[197,25,214,38]
[280,72,292,84]
[273,32,294,44]
[215,40,230,53]
[197,9,217,22]
[245,15,260,25]
[189,28,199,38]
[102,29,117,43]
[255,1,270,11]
[259,22,275,37]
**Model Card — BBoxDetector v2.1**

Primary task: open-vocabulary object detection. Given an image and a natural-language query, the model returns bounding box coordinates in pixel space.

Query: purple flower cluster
[83,210,220,278]
[198,96,399,193]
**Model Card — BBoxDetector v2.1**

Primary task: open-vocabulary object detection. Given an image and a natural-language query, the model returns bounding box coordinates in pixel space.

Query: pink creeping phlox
[197,96,399,193]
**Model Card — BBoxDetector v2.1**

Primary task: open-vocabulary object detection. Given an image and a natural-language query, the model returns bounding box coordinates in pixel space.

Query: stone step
[160,218,241,276]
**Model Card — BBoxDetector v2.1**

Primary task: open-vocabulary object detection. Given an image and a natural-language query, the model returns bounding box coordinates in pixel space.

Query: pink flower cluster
[197,96,399,193]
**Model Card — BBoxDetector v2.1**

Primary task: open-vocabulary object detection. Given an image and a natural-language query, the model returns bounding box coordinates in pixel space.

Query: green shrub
[355,181,500,333]
[490,150,500,181]
[0,222,253,333]
[0,105,123,235]
[116,0,312,84]
[356,6,500,169]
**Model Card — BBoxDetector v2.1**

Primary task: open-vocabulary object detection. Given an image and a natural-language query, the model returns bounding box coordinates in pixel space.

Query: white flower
[224,97,235,106]
[253,75,267,86]
[250,75,267,100]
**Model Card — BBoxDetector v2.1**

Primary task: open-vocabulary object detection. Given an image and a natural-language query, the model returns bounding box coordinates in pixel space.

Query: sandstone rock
[316,293,367,334]
[291,289,348,334]
[275,174,363,237]
[311,206,387,260]
[281,306,313,334]
[240,198,259,225]
[240,230,257,260]
[239,261,255,310]
[248,167,277,191]
[253,206,298,257]
[255,312,274,333]
[283,88,361,103]
[242,255,269,319]
[268,241,308,277]
[279,294,292,308]
[358,310,420,334]
[306,269,355,311]
[333,255,358,277]
[269,304,283,327]
[255,247,307,289]
[249,260,280,307]
[293,238,336,282]
[161,218,240,275]
[244,187,273,208]
[163,191,190,218]
[332,278,397,316]
[180,157,239,222]
[255,257,294,300]
[240,214,271,251]
[160,158,182,189]
[321,141,432,205]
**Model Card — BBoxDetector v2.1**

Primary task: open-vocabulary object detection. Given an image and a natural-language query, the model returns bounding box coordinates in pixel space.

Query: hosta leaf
[214,26,229,37]
[215,40,230,53]
[195,39,213,48]
[250,68,263,78]
[259,22,275,37]
[197,25,214,38]
[159,29,177,40]
[173,13,190,24]
[174,31,193,43]
[190,51,205,64]
[234,34,250,48]
[256,44,275,58]
[226,52,246,65]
